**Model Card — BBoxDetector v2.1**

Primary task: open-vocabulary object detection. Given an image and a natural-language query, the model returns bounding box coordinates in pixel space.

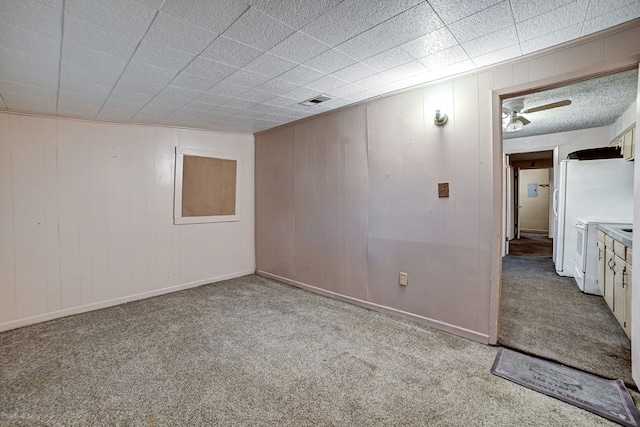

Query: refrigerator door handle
[552,188,559,217]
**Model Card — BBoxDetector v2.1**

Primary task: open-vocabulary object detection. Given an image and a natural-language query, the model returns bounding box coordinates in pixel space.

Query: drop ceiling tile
[160,0,248,34]
[153,87,200,105]
[353,73,394,90]
[193,92,234,105]
[58,89,109,105]
[447,1,514,43]
[304,49,356,75]
[268,31,330,63]
[113,77,165,97]
[585,0,636,19]
[0,47,59,77]
[181,100,216,112]
[517,1,589,41]
[461,26,518,58]
[63,15,141,58]
[253,0,341,29]
[421,59,476,81]
[163,109,204,120]
[330,63,378,83]
[234,89,279,103]
[58,80,113,100]
[120,62,179,86]
[362,47,415,72]
[471,44,522,67]
[223,8,296,51]
[97,107,139,122]
[383,60,429,81]
[200,36,263,68]
[243,53,297,77]
[183,57,238,82]
[136,0,165,8]
[262,96,299,107]
[145,12,219,54]
[169,73,217,91]
[278,65,325,86]
[65,0,156,38]
[428,0,504,24]
[282,85,323,102]
[0,0,62,39]
[0,70,58,88]
[255,78,300,95]
[511,0,577,23]
[220,69,271,88]
[60,63,121,88]
[305,75,348,92]
[325,83,367,99]
[337,3,445,60]
[56,103,102,119]
[0,81,58,99]
[582,2,640,35]
[300,1,371,46]
[204,83,249,98]
[418,45,470,70]
[61,43,129,74]
[220,98,260,110]
[521,24,581,54]
[209,106,244,117]
[0,24,61,56]
[345,89,377,103]
[400,27,459,59]
[2,92,57,113]
[103,91,152,109]
[133,40,195,72]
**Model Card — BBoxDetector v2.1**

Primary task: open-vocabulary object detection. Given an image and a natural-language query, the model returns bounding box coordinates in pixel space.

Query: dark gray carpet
[500,256,634,387]
[1,274,637,426]
[508,231,553,257]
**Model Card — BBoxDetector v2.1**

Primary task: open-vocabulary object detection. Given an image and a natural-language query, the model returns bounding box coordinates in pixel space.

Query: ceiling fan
[502,99,572,132]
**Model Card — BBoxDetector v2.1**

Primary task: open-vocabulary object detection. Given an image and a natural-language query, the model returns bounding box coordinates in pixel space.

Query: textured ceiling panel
[0,0,639,134]
[503,68,638,139]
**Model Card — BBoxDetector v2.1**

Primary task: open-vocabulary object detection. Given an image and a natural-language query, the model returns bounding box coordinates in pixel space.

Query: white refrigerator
[553,158,634,277]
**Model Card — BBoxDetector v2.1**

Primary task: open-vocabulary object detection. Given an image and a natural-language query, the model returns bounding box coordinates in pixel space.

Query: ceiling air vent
[299,95,332,106]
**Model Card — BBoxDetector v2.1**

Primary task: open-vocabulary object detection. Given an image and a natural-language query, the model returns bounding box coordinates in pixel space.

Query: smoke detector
[299,95,332,106]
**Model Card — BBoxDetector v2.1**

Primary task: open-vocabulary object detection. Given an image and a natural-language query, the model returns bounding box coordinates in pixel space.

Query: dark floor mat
[491,347,640,426]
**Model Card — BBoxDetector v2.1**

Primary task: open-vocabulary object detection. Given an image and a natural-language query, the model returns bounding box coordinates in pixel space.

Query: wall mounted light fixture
[434,109,448,126]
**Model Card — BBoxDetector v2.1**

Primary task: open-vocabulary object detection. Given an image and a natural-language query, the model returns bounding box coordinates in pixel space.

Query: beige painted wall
[0,112,255,331]
[256,20,640,346]
[518,169,550,232]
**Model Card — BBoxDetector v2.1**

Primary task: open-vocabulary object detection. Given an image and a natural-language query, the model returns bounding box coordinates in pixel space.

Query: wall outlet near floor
[399,272,408,286]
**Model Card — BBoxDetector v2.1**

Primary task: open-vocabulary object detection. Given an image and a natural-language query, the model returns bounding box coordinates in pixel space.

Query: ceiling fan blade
[523,99,571,113]
[519,116,531,125]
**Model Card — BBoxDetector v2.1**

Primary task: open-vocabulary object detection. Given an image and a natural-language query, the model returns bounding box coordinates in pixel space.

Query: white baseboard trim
[0,269,255,333]
[257,270,490,345]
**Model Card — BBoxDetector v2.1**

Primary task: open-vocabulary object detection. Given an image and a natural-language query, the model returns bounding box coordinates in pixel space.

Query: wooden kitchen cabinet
[597,231,606,296]
[598,230,632,339]
[605,247,615,309]
[622,126,635,161]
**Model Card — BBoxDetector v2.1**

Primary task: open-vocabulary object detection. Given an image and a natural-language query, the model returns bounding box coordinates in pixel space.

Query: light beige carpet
[1,274,637,426]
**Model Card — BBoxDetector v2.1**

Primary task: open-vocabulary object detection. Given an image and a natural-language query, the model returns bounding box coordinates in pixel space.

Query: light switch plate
[438,182,449,198]
[399,272,408,286]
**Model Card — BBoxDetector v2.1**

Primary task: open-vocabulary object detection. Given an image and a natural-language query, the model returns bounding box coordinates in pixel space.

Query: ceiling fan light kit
[502,98,572,133]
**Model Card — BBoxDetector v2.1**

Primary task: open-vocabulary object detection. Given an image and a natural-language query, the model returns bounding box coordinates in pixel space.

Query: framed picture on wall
[174,147,240,224]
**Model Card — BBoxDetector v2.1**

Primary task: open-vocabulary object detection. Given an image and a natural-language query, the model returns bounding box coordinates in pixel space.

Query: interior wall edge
[0,269,255,333]
[257,270,491,345]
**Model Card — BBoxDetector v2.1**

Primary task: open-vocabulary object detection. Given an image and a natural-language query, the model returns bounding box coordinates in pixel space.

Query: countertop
[597,223,633,247]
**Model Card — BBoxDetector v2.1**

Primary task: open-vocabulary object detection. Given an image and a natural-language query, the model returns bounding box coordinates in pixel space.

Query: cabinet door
[623,130,634,160]
[613,254,626,326]
[597,239,606,296]
[624,262,632,338]
[605,248,616,308]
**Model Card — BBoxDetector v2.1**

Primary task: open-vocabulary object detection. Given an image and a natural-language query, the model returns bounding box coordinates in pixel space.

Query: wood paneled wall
[0,113,255,331]
[256,20,640,344]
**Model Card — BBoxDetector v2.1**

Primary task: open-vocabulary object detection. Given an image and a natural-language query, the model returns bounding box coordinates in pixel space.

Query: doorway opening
[498,68,637,387]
